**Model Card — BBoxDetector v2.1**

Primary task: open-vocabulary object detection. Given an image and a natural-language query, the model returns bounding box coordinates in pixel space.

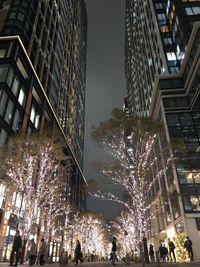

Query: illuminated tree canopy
[90,108,169,243]
[0,132,72,248]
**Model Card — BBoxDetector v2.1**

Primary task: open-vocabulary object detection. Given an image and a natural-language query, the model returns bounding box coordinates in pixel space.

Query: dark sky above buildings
[83,0,126,219]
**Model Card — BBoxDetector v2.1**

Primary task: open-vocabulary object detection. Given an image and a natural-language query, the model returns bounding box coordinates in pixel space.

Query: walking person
[168,238,176,262]
[28,239,37,266]
[184,236,193,262]
[159,244,164,262]
[74,240,83,265]
[10,230,22,267]
[149,244,155,262]
[38,238,47,265]
[111,237,117,266]
[162,244,169,262]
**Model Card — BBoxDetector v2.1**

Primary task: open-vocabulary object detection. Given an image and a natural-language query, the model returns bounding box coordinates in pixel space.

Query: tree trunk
[20,239,27,264]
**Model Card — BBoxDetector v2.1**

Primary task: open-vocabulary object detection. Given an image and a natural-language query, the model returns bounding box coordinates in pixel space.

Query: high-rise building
[125,0,200,260]
[0,0,87,260]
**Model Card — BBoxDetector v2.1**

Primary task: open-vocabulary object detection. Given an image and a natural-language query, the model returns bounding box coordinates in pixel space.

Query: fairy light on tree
[74,212,109,257]
[90,108,171,261]
[112,211,135,257]
[1,132,72,260]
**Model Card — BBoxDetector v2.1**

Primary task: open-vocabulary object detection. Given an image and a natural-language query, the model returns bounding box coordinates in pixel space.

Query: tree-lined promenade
[0,109,198,264]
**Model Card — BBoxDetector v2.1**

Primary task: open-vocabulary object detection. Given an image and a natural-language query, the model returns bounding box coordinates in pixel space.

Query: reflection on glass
[4,99,14,124]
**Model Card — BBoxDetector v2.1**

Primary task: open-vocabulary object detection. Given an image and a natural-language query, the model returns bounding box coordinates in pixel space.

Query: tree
[112,211,135,257]
[90,108,170,261]
[0,132,72,261]
[72,212,109,259]
[173,232,188,261]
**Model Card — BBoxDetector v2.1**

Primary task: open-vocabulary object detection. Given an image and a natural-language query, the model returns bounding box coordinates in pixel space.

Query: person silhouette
[10,230,22,267]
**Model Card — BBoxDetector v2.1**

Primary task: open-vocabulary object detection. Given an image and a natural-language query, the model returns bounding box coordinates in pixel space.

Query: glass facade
[0,0,87,168]
[0,0,87,261]
[125,0,200,258]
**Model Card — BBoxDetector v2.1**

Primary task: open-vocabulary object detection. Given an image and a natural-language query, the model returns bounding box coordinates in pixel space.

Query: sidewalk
[0,261,199,267]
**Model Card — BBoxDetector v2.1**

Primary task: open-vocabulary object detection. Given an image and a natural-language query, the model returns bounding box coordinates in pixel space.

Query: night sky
[83,0,126,219]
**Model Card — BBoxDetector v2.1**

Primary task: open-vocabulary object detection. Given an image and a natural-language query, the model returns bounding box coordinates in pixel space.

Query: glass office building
[125,0,200,259]
[0,0,87,261]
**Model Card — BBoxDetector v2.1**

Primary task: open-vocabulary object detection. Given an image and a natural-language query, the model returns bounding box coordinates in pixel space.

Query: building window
[0,49,6,58]
[167,52,176,61]
[12,76,20,96]
[30,105,40,129]
[0,64,9,82]
[167,114,180,126]
[0,91,8,116]
[7,67,14,87]
[18,87,26,107]
[183,196,200,212]
[4,99,14,125]
[185,7,200,15]
[17,12,25,22]
[12,110,20,131]
[9,12,16,19]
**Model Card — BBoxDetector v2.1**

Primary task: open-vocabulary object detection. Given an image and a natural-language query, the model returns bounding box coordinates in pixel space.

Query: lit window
[0,49,6,58]
[18,87,26,107]
[30,106,36,123]
[35,115,40,129]
[30,105,40,128]
[167,52,176,61]
[185,6,200,15]
[193,6,200,14]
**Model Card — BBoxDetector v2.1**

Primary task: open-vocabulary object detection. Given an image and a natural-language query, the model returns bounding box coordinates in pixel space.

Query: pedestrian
[168,238,176,262]
[38,238,47,265]
[111,237,117,266]
[149,244,155,262]
[74,240,83,265]
[184,236,193,262]
[28,239,37,266]
[10,230,22,267]
[159,244,164,262]
[162,244,169,262]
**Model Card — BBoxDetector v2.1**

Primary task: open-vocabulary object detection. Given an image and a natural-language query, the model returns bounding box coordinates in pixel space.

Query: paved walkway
[0,261,199,267]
